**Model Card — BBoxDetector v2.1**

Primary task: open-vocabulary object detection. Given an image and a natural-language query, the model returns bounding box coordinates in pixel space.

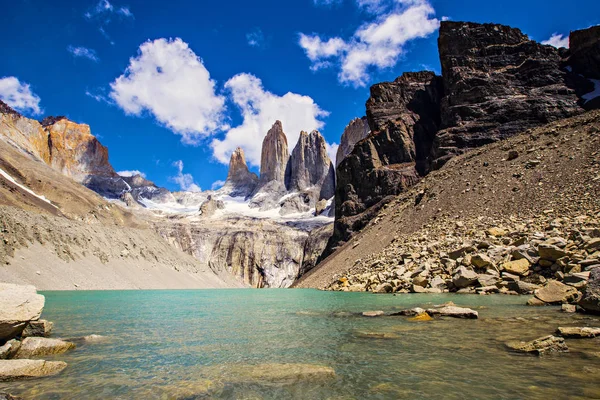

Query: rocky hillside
[0,119,239,289]
[0,104,333,288]
[326,22,600,257]
[296,110,600,310]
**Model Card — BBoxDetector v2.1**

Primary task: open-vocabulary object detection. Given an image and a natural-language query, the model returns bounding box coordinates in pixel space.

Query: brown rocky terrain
[296,110,600,313]
[325,21,600,257]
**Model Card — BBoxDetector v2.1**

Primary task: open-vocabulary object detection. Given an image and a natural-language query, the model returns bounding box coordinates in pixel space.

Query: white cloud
[67,45,99,62]
[210,73,330,167]
[170,160,201,192]
[211,180,226,190]
[299,0,440,87]
[542,33,569,48]
[0,76,43,116]
[246,28,265,48]
[117,6,133,17]
[325,142,339,165]
[118,170,146,178]
[109,38,226,144]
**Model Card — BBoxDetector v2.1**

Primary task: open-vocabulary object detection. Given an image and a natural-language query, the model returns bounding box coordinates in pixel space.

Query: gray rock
[534,280,580,304]
[0,340,20,360]
[14,337,75,359]
[287,130,335,200]
[0,283,45,342]
[362,311,385,317]
[579,267,600,314]
[220,147,258,197]
[426,306,478,319]
[336,117,370,167]
[538,244,568,262]
[0,359,67,381]
[452,266,479,288]
[199,195,225,218]
[258,121,289,186]
[557,326,600,338]
[506,335,568,356]
[508,281,540,295]
[21,320,53,338]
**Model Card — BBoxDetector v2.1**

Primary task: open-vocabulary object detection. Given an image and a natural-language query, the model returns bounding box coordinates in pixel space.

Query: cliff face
[155,217,331,288]
[335,118,370,168]
[221,147,258,197]
[329,72,442,252]
[432,21,583,168]
[259,121,289,185]
[327,21,600,256]
[569,25,600,80]
[287,130,335,199]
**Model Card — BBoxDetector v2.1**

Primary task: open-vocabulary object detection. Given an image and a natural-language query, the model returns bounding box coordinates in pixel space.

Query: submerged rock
[556,327,600,338]
[506,335,568,356]
[0,359,67,381]
[14,337,75,359]
[0,283,45,342]
[203,363,335,385]
[356,331,400,339]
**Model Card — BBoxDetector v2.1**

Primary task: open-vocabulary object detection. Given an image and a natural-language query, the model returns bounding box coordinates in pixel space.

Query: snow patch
[583,79,600,103]
[0,167,57,208]
[138,198,200,214]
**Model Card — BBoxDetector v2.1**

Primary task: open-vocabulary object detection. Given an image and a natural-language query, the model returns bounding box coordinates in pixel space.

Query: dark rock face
[325,20,598,256]
[327,72,442,252]
[432,21,583,168]
[569,25,600,80]
[287,130,335,200]
[222,147,258,197]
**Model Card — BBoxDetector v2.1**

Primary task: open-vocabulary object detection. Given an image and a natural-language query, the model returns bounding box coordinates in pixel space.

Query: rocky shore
[0,283,101,395]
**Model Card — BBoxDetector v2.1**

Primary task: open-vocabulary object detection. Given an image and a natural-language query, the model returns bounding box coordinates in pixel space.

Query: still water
[1,289,599,399]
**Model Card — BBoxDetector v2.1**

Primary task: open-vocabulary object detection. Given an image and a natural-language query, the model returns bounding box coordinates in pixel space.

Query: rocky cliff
[258,121,289,186]
[220,147,258,197]
[569,25,600,80]
[326,21,600,256]
[335,118,370,168]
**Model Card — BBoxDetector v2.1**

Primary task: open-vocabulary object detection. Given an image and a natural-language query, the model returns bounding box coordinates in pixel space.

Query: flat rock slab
[426,306,479,319]
[356,331,401,339]
[506,335,568,356]
[0,359,67,381]
[557,327,600,338]
[534,280,580,304]
[0,283,45,342]
[202,363,335,385]
[362,311,385,317]
[14,337,75,359]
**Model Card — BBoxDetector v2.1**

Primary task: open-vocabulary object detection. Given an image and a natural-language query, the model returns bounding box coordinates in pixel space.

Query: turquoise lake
[1,289,600,399]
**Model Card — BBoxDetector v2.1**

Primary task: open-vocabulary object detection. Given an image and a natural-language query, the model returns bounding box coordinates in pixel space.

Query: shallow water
[2,289,600,399]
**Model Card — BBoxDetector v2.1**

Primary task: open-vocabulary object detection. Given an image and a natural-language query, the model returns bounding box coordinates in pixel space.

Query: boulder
[534,280,580,304]
[0,359,67,381]
[390,307,426,317]
[502,259,531,276]
[0,283,45,342]
[452,266,479,288]
[0,340,20,360]
[426,306,478,319]
[579,267,600,314]
[538,244,568,262]
[561,304,577,313]
[507,281,540,295]
[556,327,600,338]
[21,320,53,338]
[14,337,75,359]
[505,335,568,356]
[471,254,492,268]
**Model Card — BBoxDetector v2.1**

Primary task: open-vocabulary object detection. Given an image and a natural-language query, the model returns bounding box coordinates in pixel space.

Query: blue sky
[1,0,599,192]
